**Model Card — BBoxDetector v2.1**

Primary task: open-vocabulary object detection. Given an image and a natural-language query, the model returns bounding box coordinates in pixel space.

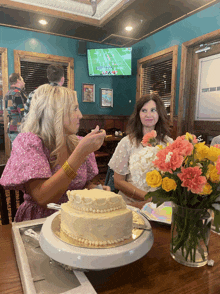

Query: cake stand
[39,210,154,270]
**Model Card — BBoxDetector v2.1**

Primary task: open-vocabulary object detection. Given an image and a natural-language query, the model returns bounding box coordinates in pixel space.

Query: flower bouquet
[129,131,163,193]
[145,132,220,267]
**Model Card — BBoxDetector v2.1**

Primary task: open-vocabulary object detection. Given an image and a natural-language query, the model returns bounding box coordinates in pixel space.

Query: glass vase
[212,210,220,235]
[170,203,212,267]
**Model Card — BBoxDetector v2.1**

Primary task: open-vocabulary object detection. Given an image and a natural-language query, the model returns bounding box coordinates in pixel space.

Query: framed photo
[82,83,95,102]
[100,88,113,108]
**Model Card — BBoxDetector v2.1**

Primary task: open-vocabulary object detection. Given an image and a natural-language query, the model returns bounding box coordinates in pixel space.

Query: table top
[1,221,220,294]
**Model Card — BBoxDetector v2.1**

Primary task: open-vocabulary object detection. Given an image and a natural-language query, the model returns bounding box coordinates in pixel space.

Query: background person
[24,64,65,116]
[108,93,173,206]
[0,84,109,221]
[4,73,27,143]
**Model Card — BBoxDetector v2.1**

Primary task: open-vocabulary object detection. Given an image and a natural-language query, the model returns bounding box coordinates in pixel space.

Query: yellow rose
[207,146,220,162]
[200,183,212,195]
[207,164,220,183]
[146,170,162,188]
[162,177,177,192]
[195,142,210,160]
[185,132,194,141]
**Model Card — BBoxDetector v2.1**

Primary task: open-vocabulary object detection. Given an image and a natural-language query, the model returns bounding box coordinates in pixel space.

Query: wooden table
[1,222,220,294]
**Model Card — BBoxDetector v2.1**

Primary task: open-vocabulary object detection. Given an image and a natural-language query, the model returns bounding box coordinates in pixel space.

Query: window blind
[20,61,68,95]
[142,56,173,112]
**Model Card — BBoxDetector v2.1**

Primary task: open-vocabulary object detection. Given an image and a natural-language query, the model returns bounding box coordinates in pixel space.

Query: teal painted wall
[0,26,134,115]
[131,2,220,115]
[1,2,220,116]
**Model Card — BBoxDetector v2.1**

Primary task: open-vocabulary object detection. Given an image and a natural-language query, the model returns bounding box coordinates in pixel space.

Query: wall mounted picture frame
[100,88,113,108]
[82,83,95,102]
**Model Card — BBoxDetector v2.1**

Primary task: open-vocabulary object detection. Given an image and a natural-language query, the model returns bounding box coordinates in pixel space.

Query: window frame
[177,28,220,137]
[136,45,178,127]
[14,50,74,90]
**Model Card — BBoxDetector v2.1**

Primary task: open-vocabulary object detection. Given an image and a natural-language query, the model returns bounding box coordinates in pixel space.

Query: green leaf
[145,189,172,205]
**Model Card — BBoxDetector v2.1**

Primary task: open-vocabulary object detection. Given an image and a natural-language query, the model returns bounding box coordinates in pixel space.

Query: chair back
[0,164,24,225]
[105,166,119,193]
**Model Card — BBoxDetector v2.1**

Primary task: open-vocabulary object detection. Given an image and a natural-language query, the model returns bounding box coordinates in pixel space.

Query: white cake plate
[39,210,154,270]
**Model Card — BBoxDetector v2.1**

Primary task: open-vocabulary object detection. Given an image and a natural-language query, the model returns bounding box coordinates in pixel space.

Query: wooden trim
[136,45,178,127]
[177,44,187,136]
[135,0,217,43]
[170,45,178,125]
[0,0,217,46]
[183,28,220,48]
[136,60,141,101]
[0,48,9,157]
[100,0,136,26]
[137,45,178,65]
[0,0,135,27]
[14,50,74,90]
[0,0,100,26]
[188,49,200,133]
[177,28,220,136]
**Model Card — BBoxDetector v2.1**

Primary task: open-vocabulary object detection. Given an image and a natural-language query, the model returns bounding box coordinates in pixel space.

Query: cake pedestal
[39,211,154,270]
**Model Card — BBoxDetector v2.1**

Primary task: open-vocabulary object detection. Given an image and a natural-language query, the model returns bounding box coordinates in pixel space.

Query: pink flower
[213,144,220,149]
[177,166,207,194]
[153,148,184,173]
[168,136,194,157]
[142,130,157,147]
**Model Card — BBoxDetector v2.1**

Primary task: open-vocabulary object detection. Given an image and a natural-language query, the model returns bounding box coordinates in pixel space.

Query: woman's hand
[129,200,151,210]
[102,185,111,191]
[76,126,106,157]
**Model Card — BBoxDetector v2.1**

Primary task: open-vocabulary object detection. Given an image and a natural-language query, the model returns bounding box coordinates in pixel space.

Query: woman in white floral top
[108,93,173,206]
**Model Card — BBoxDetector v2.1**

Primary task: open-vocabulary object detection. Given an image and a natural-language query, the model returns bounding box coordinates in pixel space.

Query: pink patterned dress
[0,132,98,222]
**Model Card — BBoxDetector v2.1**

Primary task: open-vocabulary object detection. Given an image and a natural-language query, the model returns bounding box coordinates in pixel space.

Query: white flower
[165,152,173,163]
[129,146,160,192]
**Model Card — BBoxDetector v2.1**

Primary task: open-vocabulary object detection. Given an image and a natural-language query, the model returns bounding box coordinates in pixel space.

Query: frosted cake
[60,189,133,246]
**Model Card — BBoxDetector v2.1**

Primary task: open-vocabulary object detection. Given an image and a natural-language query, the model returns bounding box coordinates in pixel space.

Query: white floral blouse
[108,135,173,204]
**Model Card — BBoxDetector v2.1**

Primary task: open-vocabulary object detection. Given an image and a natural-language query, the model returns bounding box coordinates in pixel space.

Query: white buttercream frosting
[61,189,133,246]
[66,189,126,213]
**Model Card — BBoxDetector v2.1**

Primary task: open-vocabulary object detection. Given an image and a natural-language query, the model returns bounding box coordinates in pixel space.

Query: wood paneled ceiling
[0,0,218,47]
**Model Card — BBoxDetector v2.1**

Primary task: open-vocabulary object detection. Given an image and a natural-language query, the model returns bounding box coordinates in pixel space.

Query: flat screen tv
[87,47,132,76]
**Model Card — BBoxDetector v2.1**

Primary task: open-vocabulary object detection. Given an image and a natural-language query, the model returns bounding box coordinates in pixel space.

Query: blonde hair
[21,84,79,167]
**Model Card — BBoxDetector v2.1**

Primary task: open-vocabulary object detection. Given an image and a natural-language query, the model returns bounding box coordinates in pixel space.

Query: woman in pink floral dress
[0,84,108,221]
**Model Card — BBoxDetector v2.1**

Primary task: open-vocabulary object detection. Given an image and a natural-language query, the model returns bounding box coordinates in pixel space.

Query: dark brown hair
[126,93,170,145]
[9,73,21,85]
[47,64,64,83]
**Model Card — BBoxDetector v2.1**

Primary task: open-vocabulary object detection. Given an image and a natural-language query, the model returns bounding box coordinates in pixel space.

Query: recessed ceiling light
[39,19,48,25]
[125,26,133,32]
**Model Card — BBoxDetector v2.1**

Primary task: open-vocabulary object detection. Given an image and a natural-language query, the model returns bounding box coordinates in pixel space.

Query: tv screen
[87,47,132,76]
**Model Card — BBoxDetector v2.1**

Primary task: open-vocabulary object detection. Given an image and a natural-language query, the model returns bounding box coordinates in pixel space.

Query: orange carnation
[153,148,184,173]
[142,130,157,147]
[177,166,207,194]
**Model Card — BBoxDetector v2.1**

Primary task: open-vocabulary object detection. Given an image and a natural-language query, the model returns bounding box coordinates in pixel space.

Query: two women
[0,84,108,221]
[109,93,173,205]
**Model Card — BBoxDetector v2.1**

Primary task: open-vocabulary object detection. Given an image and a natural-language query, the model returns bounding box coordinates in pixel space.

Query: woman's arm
[25,127,106,208]
[114,172,150,201]
[25,145,88,207]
